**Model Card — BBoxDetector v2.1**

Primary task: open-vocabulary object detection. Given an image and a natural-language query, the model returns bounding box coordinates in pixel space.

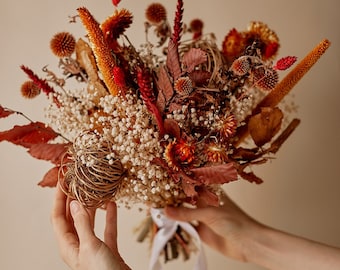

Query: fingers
[70,200,97,246]
[104,201,118,253]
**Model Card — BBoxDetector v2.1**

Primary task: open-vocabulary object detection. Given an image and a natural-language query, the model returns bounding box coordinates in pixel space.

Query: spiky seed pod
[252,67,279,91]
[20,81,41,99]
[205,143,228,163]
[50,32,76,58]
[174,76,193,96]
[230,56,251,76]
[60,131,126,208]
[145,3,167,25]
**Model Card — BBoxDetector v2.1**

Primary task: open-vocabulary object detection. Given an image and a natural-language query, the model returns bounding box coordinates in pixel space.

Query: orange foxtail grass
[234,38,331,146]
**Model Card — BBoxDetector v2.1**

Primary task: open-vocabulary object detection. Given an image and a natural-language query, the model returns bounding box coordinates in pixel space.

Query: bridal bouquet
[0,0,330,268]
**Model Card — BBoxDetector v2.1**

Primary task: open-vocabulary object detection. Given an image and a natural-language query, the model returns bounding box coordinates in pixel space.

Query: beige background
[0,0,340,269]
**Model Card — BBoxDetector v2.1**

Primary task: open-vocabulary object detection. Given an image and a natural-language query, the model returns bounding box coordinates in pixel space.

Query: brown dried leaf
[182,48,207,73]
[166,39,181,80]
[188,70,211,86]
[0,122,58,148]
[248,107,283,147]
[196,186,219,206]
[38,166,59,187]
[190,163,238,185]
[28,143,70,164]
[237,169,263,184]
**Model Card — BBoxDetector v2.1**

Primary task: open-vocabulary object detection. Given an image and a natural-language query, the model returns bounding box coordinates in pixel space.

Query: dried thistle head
[251,67,279,91]
[145,3,167,25]
[59,131,126,208]
[174,76,193,96]
[20,80,41,98]
[50,32,76,58]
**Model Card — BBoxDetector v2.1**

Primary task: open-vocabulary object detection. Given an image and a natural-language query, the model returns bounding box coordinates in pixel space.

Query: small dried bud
[145,3,167,25]
[20,81,41,98]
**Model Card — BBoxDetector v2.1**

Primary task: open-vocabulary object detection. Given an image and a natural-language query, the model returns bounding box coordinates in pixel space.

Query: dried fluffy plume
[77,7,120,95]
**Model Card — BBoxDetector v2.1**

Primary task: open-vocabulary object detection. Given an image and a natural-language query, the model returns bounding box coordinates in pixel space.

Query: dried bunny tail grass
[59,131,126,208]
[234,38,331,146]
[77,7,120,96]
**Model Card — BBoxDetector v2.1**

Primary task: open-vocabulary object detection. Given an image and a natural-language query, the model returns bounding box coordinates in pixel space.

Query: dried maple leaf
[0,122,58,148]
[248,107,283,147]
[0,105,14,118]
[38,166,59,187]
[182,48,207,73]
[166,39,182,80]
[190,163,238,185]
[28,143,70,164]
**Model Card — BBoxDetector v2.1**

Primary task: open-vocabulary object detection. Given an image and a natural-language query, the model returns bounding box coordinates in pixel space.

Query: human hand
[51,185,130,270]
[164,192,261,262]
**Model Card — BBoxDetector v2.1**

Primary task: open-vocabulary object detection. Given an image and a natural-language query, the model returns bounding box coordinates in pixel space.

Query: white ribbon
[149,208,207,270]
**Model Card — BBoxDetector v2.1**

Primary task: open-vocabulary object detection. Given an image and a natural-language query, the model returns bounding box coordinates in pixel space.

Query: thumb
[70,200,96,244]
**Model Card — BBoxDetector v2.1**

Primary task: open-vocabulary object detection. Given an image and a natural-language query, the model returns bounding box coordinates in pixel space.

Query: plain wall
[0,0,339,269]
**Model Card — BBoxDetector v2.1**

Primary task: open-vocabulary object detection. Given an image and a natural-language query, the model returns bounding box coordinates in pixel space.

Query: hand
[51,185,130,270]
[165,192,259,262]
[165,192,340,270]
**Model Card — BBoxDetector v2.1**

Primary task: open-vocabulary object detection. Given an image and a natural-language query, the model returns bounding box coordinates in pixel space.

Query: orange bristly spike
[77,7,120,96]
[234,38,331,146]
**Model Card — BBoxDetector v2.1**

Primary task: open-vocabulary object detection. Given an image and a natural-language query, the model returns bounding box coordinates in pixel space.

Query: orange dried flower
[50,32,76,58]
[244,21,279,60]
[145,3,167,25]
[205,143,228,163]
[216,114,237,140]
[101,9,133,42]
[165,139,195,170]
[20,81,41,99]
[222,28,245,63]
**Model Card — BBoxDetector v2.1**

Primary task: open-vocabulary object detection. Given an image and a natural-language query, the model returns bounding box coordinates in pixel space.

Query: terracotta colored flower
[221,28,245,64]
[165,139,195,171]
[205,143,228,163]
[101,9,133,44]
[216,114,237,141]
[145,3,167,25]
[244,21,280,60]
[50,32,76,58]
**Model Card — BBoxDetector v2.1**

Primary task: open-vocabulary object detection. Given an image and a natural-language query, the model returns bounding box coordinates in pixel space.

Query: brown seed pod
[59,131,126,208]
[20,80,41,98]
[145,3,167,25]
[252,67,278,91]
[50,32,76,58]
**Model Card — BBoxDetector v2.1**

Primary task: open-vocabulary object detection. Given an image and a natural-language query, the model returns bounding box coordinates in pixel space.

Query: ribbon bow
[149,208,207,270]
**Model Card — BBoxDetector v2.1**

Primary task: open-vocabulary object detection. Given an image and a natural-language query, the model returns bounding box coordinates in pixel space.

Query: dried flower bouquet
[0,0,330,267]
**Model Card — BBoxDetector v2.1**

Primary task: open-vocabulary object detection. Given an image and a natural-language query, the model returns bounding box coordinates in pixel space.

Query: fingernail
[70,200,80,216]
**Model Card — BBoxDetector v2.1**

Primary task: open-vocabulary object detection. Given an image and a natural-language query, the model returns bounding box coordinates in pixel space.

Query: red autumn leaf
[237,169,263,184]
[188,70,211,86]
[38,166,59,187]
[166,39,182,80]
[28,143,70,164]
[180,173,198,198]
[0,122,58,148]
[0,105,14,118]
[182,48,207,73]
[164,118,181,139]
[190,163,238,185]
